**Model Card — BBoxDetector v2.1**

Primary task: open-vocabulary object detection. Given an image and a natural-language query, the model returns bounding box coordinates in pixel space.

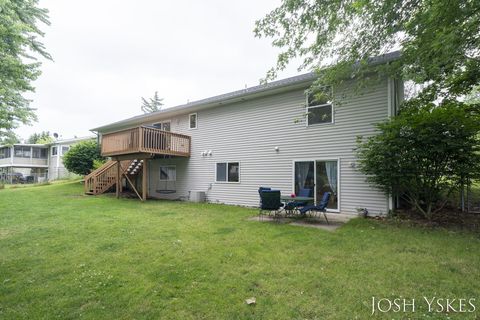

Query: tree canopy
[62,140,104,176]
[141,91,164,113]
[0,132,20,146]
[27,131,53,144]
[0,0,51,140]
[254,0,480,102]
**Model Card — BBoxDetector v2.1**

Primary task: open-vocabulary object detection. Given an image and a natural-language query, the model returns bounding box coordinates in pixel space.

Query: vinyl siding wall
[145,79,390,215]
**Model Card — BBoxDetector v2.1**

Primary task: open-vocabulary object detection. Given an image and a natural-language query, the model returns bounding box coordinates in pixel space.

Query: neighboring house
[0,136,94,183]
[89,52,403,215]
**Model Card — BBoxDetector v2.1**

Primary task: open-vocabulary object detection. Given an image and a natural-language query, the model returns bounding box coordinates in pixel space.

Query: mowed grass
[0,182,479,319]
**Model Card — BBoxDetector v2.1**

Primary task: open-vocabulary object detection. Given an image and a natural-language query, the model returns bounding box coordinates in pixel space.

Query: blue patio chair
[299,192,331,224]
[258,186,271,195]
[258,187,271,208]
[259,189,284,221]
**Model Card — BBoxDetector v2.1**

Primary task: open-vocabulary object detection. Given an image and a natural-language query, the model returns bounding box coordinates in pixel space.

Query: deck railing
[101,126,191,157]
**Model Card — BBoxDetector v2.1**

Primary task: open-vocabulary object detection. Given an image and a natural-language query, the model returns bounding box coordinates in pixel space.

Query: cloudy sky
[18,0,302,140]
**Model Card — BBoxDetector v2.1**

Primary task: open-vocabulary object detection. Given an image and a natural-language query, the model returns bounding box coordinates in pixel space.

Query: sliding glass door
[294,159,339,210]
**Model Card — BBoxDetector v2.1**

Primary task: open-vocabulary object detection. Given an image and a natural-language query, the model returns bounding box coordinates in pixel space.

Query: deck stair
[84,159,141,195]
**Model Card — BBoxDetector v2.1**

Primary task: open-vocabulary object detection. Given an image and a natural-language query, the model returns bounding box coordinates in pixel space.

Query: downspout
[387,77,394,212]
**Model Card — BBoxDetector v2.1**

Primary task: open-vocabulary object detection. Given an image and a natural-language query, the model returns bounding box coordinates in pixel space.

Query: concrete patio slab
[249,212,356,231]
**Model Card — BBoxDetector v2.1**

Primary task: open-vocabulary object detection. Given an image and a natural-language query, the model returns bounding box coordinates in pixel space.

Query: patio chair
[258,186,271,196]
[258,186,271,209]
[259,189,284,221]
[299,192,331,224]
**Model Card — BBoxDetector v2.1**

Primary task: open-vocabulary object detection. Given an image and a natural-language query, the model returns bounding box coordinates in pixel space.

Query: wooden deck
[100,126,191,157]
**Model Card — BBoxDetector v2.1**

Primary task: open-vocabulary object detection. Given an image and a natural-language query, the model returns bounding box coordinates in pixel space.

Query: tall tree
[254,0,480,103]
[27,131,53,144]
[141,91,164,113]
[0,0,51,140]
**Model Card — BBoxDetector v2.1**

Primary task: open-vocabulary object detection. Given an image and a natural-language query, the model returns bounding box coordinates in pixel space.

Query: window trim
[14,146,31,158]
[51,146,58,156]
[32,147,48,159]
[305,87,334,126]
[189,113,197,129]
[159,165,176,181]
[215,161,240,184]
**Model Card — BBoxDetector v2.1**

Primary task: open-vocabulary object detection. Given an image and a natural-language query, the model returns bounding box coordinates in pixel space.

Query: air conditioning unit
[189,190,205,203]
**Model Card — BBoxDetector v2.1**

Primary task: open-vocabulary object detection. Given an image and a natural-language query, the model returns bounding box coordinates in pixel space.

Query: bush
[92,159,107,170]
[63,140,104,176]
[357,101,480,219]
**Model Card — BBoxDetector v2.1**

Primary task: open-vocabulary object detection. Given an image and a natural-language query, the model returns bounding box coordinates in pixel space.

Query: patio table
[280,195,314,202]
[280,195,314,216]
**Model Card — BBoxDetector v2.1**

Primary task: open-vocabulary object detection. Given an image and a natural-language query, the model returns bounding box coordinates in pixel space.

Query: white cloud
[18,0,302,139]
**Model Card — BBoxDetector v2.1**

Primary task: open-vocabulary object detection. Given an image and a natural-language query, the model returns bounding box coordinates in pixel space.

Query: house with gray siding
[0,136,94,183]
[89,53,403,215]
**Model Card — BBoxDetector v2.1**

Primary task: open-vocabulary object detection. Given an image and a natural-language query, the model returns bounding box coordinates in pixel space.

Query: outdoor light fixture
[208,150,212,156]
[274,146,280,152]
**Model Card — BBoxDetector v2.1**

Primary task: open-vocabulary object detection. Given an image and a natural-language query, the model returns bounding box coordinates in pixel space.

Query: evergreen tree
[141,91,164,113]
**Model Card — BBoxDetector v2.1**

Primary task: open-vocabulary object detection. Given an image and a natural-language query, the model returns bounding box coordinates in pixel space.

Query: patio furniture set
[258,187,331,224]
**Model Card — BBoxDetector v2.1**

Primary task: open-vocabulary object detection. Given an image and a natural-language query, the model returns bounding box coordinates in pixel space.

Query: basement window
[159,165,176,181]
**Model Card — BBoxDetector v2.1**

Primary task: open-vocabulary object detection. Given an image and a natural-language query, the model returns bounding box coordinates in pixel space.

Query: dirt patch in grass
[384,209,480,232]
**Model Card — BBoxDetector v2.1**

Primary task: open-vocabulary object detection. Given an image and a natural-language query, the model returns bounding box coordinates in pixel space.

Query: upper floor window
[0,147,11,159]
[14,146,31,158]
[216,162,240,183]
[32,147,48,159]
[189,113,197,129]
[61,146,70,155]
[306,88,333,125]
[51,146,58,156]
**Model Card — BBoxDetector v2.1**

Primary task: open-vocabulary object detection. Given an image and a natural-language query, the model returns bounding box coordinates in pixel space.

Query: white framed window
[61,146,70,155]
[14,146,31,158]
[0,147,11,159]
[159,165,176,181]
[189,113,197,129]
[215,162,240,183]
[51,146,58,156]
[306,87,333,125]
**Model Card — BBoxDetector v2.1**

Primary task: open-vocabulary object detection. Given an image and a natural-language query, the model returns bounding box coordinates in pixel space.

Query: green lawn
[0,182,479,319]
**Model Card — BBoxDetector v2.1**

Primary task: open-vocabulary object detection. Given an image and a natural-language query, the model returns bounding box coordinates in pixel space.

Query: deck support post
[142,159,148,201]
[116,160,120,198]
